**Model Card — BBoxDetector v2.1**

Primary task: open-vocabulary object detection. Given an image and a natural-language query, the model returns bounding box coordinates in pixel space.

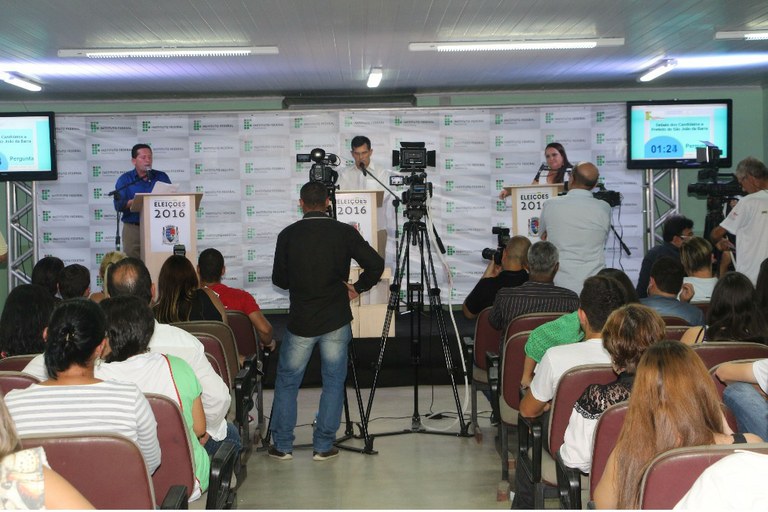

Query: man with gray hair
[488,241,579,339]
[711,156,768,284]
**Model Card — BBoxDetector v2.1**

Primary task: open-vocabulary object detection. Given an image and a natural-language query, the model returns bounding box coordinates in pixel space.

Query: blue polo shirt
[113,168,171,224]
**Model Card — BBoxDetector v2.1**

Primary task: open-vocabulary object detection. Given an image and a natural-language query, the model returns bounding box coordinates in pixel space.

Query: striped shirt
[4,380,161,474]
[488,280,580,334]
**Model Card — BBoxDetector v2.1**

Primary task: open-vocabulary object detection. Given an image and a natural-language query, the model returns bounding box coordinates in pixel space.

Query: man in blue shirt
[113,144,171,258]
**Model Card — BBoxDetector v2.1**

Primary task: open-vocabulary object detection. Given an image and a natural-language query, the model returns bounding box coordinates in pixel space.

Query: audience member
[0,393,93,509]
[521,268,638,387]
[23,257,232,449]
[559,304,665,473]
[5,299,161,474]
[679,236,717,303]
[0,284,54,358]
[98,295,211,500]
[681,271,768,344]
[30,255,64,299]
[198,248,274,350]
[636,215,694,298]
[154,254,227,324]
[512,275,627,509]
[89,250,127,303]
[57,264,91,299]
[711,156,768,285]
[462,236,530,319]
[715,357,768,440]
[594,340,761,509]
[488,241,579,337]
[640,257,704,326]
[754,257,768,313]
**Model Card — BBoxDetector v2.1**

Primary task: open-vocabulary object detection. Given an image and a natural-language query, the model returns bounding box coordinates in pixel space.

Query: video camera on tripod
[296,147,340,188]
[388,142,436,221]
[686,144,742,199]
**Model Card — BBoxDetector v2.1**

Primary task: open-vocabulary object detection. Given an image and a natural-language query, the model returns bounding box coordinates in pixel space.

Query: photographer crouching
[462,232,531,320]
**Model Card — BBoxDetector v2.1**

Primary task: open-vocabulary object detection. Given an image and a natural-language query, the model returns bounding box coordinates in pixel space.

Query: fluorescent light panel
[409,38,624,52]
[58,46,278,58]
[715,30,768,41]
[0,71,41,92]
[638,59,677,82]
[367,68,383,88]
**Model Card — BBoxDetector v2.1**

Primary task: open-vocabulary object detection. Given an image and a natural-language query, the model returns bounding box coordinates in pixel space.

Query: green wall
[0,86,764,307]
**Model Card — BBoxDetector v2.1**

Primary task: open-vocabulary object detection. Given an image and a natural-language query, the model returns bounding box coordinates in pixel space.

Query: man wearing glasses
[711,156,768,285]
[636,214,694,298]
[337,135,393,191]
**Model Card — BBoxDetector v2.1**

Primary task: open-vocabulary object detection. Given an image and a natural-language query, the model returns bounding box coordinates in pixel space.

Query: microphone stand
[107,169,149,252]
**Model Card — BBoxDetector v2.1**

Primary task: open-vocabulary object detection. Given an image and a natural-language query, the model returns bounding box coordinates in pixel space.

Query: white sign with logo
[149,195,194,252]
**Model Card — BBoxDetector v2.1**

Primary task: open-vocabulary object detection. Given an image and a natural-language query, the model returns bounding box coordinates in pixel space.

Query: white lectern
[503,184,563,241]
[131,192,203,287]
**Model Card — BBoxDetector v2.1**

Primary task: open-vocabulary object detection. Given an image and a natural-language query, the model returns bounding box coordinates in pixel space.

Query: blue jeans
[723,382,768,440]
[204,421,243,457]
[271,324,351,453]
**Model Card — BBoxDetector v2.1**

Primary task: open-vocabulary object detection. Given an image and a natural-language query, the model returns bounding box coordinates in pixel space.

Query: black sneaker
[490,411,500,426]
[312,447,339,461]
[268,446,293,460]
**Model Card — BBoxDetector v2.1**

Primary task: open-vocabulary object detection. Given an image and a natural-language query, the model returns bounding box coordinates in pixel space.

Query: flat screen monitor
[626,99,732,169]
[0,111,58,182]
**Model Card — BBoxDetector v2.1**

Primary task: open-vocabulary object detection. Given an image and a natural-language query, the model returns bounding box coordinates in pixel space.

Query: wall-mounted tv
[0,111,57,182]
[626,99,732,169]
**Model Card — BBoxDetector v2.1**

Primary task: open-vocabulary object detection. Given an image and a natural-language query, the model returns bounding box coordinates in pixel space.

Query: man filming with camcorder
[462,231,531,320]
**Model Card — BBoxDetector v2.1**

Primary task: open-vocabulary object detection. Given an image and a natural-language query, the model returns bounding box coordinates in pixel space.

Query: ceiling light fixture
[0,72,42,92]
[638,59,677,82]
[58,46,278,58]
[715,30,768,41]
[408,38,624,52]
[367,67,383,88]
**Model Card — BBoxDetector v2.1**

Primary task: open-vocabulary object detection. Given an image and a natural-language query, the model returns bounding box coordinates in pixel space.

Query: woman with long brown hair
[153,254,227,324]
[594,340,762,509]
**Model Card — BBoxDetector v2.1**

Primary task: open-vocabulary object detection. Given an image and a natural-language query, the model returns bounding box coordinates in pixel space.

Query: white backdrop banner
[41,104,642,307]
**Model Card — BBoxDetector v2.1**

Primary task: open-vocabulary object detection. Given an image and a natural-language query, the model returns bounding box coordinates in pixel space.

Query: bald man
[538,162,612,295]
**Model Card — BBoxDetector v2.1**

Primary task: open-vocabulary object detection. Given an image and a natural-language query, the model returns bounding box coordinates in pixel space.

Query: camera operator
[462,236,531,319]
[710,156,768,284]
[539,162,611,295]
[270,181,384,461]
[337,135,393,191]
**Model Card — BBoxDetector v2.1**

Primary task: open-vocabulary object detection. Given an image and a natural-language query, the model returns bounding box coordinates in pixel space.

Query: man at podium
[337,135,392,191]
[113,144,172,258]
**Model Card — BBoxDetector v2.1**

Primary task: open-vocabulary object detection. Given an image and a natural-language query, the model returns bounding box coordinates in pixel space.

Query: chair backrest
[692,341,768,369]
[472,307,501,371]
[146,393,195,507]
[21,433,156,509]
[226,310,259,358]
[692,302,709,319]
[664,325,690,341]
[589,401,628,499]
[661,315,690,326]
[639,443,768,509]
[505,312,567,341]
[196,333,233,387]
[0,354,36,372]
[499,330,532,412]
[548,364,616,456]
[0,371,40,394]
[708,360,761,432]
[173,320,240,387]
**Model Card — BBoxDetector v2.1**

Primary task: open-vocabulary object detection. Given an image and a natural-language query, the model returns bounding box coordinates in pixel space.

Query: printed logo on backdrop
[190,159,240,179]
[189,116,238,134]
[289,113,339,133]
[239,136,291,156]
[87,118,137,135]
[592,128,625,147]
[291,135,340,154]
[540,130,590,149]
[540,108,592,128]
[241,157,291,177]
[189,136,239,157]
[55,117,87,137]
[491,109,540,128]
[492,131,542,151]
[440,132,490,152]
[195,202,241,223]
[39,184,89,204]
[138,117,189,135]
[441,111,490,131]
[390,112,440,131]
[39,205,89,226]
[192,180,240,201]
[340,113,388,131]
[240,113,290,134]
[40,227,90,247]
[85,138,132,160]
[438,154,491,174]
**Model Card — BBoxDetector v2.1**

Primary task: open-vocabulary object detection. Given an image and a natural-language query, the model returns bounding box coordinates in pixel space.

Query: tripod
[362,208,470,452]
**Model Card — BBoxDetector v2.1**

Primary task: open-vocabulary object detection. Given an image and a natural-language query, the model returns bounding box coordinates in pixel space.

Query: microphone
[145,166,154,180]
[533,163,548,182]
[358,163,369,177]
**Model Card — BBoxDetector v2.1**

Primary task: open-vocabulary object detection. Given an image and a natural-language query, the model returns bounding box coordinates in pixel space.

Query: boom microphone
[359,163,369,176]
[533,163,548,182]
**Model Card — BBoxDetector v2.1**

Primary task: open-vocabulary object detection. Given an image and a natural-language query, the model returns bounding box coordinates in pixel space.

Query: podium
[503,184,563,240]
[336,189,394,338]
[131,192,203,287]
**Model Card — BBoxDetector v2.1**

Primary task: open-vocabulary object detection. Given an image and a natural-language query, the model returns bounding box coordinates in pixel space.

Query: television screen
[626,99,732,169]
[0,111,58,182]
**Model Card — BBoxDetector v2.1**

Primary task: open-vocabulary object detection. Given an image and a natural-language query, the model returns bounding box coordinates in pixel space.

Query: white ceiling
[2,0,768,102]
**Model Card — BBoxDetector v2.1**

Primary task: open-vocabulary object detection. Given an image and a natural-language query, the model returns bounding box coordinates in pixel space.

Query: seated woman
[681,271,768,344]
[559,303,665,473]
[154,255,227,324]
[679,236,718,303]
[88,250,127,303]
[98,295,210,500]
[4,299,161,474]
[594,340,762,509]
[0,284,55,358]
[0,393,93,510]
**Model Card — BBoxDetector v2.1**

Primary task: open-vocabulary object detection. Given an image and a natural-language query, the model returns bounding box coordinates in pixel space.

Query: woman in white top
[4,299,161,474]
[679,236,718,303]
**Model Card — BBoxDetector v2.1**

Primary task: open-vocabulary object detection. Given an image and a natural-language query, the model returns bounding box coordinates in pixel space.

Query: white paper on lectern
[152,182,179,194]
